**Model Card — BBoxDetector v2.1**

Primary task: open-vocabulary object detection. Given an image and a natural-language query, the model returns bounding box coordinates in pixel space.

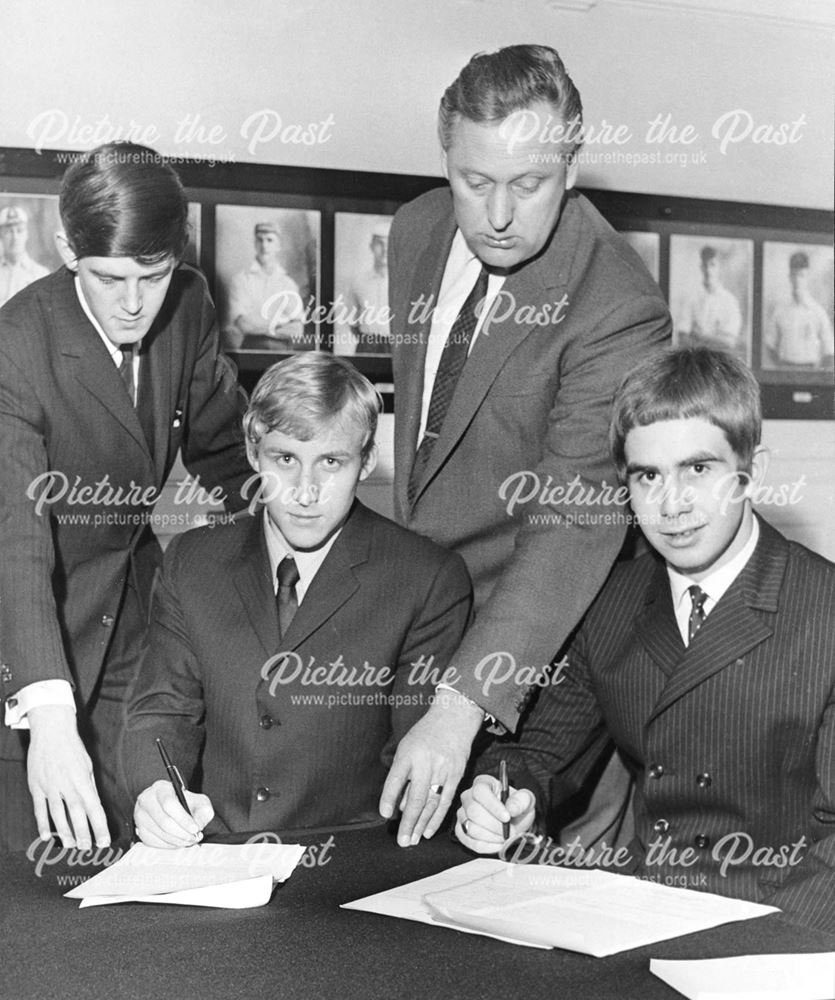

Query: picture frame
[1,146,831,417]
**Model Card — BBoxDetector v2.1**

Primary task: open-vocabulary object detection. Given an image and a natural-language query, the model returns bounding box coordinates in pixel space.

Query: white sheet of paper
[423,863,779,956]
[341,858,551,948]
[77,874,275,909]
[650,952,835,1000]
[65,842,305,906]
[345,860,778,956]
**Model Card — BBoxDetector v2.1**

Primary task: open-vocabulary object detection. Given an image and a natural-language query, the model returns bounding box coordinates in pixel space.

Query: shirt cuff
[4,680,76,729]
[435,682,495,727]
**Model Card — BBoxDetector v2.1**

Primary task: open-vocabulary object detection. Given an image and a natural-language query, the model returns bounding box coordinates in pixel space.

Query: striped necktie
[408,266,488,505]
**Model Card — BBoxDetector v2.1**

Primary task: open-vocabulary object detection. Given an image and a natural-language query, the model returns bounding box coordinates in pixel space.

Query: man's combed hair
[610,347,762,476]
[59,142,189,263]
[438,44,583,152]
[244,353,381,462]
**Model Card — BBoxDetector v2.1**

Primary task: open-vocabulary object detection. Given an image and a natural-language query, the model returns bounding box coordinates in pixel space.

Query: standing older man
[380,45,671,844]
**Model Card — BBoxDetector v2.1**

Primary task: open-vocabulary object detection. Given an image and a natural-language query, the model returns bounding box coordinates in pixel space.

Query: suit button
[255,787,271,802]
[649,763,664,779]
[653,819,669,834]
[694,834,710,849]
[6,697,17,709]
[696,772,712,788]
[101,615,115,627]
[259,715,275,729]
[0,664,11,682]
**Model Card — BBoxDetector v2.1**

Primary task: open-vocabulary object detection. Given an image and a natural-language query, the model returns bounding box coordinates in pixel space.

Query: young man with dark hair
[457,347,835,932]
[123,354,472,845]
[0,142,251,851]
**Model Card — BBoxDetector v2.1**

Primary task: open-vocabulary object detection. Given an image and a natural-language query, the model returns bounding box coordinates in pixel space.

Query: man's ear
[740,445,770,498]
[55,231,78,271]
[245,438,261,474]
[440,148,449,180]
[565,150,579,191]
[359,442,378,481]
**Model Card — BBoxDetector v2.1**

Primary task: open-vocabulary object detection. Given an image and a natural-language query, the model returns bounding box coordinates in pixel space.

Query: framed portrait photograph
[332,212,394,357]
[620,230,660,284]
[214,204,321,354]
[669,234,754,367]
[183,202,201,267]
[760,240,833,377]
[0,193,62,308]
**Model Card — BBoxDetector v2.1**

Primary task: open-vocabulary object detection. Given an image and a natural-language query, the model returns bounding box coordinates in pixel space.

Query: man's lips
[482,235,518,249]
[660,524,705,544]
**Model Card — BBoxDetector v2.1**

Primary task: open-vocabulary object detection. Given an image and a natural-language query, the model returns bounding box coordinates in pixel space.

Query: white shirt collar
[261,507,341,603]
[73,274,140,364]
[668,515,760,641]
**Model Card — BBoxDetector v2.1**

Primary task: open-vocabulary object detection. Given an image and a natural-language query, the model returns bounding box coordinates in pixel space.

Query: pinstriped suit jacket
[122,502,472,835]
[0,266,250,754]
[490,517,835,931]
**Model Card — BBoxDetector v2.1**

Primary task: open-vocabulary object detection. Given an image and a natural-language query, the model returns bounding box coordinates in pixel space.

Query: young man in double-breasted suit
[458,347,835,932]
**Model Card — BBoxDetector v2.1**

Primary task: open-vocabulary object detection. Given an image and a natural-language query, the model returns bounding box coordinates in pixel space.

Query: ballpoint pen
[499,759,510,840]
[155,737,197,828]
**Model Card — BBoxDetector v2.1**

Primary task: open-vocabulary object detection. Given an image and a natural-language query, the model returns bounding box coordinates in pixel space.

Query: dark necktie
[687,585,708,643]
[408,266,488,505]
[118,346,136,405]
[276,556,300,640]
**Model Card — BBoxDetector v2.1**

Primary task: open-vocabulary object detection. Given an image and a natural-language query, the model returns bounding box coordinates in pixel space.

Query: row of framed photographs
[0,149,832,417]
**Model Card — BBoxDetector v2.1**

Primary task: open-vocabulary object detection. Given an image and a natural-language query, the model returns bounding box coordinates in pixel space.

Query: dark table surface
[2,822,832,1000]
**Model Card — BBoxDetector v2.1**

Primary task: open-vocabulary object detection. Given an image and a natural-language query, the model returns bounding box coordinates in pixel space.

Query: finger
[395,769,432,846]
[471,777,510,821]
[73,780,111,848]
[419,781,458,842]
[455,808,503,853]
[378,757,411,820]
[65,797,96,851]
[47,796,76,848]
[31,791,53,843]
[135,803,197,847]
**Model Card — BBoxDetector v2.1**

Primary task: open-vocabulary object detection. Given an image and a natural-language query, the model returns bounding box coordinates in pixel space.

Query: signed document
[64,842,305,909]
[345,860,778,955]
[422,863,778,955]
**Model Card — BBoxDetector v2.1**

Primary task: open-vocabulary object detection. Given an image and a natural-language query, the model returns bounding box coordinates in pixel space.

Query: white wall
[2,0,832,207]
[3,0,833,557]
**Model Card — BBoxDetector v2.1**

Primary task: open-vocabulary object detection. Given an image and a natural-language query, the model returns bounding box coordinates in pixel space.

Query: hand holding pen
[131,739,215,849]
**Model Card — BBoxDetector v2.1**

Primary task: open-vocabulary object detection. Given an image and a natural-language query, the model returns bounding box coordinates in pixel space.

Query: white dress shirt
[668,516,760,646]
[418,231,506,440]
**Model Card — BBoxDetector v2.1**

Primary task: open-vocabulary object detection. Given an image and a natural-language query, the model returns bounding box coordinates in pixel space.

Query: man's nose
[486,187,513,231]
[122,280,142,315]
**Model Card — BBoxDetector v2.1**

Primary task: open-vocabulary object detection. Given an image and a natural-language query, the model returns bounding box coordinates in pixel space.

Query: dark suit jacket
[488,518,835,931]
[122,502,473,834]
[389,187,671,730]
[0,265,250,746]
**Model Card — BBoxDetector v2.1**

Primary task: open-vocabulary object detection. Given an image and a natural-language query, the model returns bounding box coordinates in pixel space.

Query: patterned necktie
[276,556,300,640]
[408,266,489,505]
[118,346,136,405]
[687,585,708,643]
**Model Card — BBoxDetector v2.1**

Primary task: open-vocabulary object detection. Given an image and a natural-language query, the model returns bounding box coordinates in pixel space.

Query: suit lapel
[394,213,456,514]
[53,270,154,471]
[633,560,686,679]
[406,195,579,509]
[231,515,281,659]
[644,518,785,724]
[280,502,371,649]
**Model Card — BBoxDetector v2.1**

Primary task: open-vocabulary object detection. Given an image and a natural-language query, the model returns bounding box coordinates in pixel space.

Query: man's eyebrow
[625,451,722,476]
